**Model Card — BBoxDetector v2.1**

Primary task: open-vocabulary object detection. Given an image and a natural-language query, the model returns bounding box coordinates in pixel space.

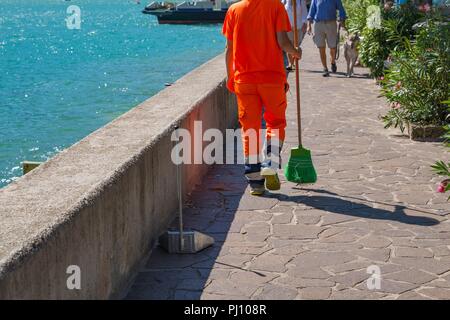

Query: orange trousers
[234,82,287,161]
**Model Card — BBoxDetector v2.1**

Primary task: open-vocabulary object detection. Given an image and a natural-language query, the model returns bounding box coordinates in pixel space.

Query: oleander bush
[358,1,423,78]
[343,1,449,127]
[343,0,424,77]
[358,25,389,78]
[380,18,449,130]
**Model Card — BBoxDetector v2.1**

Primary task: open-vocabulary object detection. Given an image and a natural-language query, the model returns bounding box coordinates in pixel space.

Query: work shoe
[260,167,281,191]
[331,63,337,73]
[322,68,330,77]
[261,139,282,191]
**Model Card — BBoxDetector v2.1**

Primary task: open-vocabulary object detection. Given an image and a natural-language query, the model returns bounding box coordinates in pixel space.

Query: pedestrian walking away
[306,0,347,76]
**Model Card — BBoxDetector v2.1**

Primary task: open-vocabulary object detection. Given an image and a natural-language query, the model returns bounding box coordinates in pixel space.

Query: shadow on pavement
[302,69,370,79]
[124,177,439,300]
[272,188,439,226]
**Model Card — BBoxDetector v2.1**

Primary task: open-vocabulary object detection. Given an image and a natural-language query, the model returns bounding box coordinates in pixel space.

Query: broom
[284,0,317,184]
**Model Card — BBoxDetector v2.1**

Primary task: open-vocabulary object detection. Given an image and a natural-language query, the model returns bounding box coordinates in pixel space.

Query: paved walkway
[125,37,450,300]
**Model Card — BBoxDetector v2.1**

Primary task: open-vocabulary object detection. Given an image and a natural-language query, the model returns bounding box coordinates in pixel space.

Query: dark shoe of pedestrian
[249,183,265,196]
[286,65,293,72]
[331,62,337,73]
[245,163,265,196]
[322,68,330,77]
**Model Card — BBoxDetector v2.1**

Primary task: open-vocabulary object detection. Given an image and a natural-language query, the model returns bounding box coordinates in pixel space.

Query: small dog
[343,32,360,77]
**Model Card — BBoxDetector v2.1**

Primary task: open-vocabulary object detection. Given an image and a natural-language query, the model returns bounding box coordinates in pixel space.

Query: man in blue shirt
[306,0,347,76]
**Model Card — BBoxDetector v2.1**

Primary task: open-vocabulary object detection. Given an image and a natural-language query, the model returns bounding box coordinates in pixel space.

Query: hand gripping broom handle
[292,0,302,147]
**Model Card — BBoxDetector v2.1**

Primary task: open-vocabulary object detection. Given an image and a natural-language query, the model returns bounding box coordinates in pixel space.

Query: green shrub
[358,1,423,78]
[359,26,390,78]
[381,18,449,129]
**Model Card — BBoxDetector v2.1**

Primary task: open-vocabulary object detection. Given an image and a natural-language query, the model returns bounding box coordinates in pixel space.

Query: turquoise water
[0,0,225,188]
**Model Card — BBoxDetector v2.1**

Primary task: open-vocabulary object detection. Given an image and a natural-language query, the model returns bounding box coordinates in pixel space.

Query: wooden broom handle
[292,0,302,147]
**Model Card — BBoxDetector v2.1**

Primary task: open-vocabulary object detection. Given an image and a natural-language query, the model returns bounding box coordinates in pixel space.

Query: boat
[143,1,176,11]
[142,0,235,24]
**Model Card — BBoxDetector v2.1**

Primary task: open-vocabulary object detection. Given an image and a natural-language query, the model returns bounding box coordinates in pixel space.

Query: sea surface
[0,0,225,188]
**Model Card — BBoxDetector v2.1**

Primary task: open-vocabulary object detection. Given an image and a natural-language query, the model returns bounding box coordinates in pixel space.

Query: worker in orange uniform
[223,0,302,195]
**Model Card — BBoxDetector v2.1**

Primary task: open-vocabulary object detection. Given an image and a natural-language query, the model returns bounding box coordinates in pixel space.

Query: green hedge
[343,0,449,128]
[381,19,449,128]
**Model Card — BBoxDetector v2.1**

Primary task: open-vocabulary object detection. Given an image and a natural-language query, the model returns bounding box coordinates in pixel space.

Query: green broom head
[284,146,317,184]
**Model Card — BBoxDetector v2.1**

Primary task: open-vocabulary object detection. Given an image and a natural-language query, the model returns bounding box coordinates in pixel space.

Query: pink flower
[380,76,384,81]
[391,102,400,109]
[437,180,449,193]
[395,81,402,90]
[418,3,431,13]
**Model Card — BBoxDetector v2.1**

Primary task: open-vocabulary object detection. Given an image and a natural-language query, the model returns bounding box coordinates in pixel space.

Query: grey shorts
[313,20,338,48]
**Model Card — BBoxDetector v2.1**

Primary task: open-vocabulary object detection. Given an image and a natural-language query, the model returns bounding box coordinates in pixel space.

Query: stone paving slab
[125,37,450,300]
